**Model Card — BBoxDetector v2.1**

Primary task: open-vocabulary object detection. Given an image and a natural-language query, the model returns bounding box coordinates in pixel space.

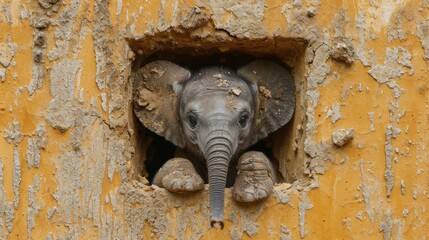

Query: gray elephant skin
[133,60,295,229]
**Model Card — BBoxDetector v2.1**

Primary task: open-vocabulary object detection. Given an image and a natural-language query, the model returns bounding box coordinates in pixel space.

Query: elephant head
[133,60,295,228]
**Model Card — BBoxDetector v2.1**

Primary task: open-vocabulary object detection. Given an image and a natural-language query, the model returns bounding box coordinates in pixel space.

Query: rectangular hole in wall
[127,33,308,185]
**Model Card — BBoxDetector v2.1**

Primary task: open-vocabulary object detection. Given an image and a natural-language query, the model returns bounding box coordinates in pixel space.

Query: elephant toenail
[184,181,194,190]
[242,192,255,202]
[171,181,181,190]
[257,189,268,198]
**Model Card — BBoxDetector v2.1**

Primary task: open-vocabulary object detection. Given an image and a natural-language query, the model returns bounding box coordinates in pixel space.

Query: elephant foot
[233,151,277,203]
[153,158,204,193]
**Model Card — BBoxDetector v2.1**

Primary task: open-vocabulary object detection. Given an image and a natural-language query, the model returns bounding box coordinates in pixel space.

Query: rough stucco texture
[0,0,428,239]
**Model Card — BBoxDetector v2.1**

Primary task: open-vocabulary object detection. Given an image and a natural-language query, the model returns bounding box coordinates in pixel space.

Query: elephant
[133,60,295,229]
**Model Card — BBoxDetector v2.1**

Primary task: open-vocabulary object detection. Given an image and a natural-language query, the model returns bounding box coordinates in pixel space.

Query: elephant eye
[187,114,198,129]
[239,113,249,128]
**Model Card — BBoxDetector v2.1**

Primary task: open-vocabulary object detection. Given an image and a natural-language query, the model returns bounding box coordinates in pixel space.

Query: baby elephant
[133,60,295,229]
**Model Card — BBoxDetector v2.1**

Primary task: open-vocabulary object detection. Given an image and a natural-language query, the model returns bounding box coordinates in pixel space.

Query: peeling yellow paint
[0,0,428,239]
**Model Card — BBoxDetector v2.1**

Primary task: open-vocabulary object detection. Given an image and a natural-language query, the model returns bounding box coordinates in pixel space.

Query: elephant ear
[238,60,296,146]
[133,60,191,148]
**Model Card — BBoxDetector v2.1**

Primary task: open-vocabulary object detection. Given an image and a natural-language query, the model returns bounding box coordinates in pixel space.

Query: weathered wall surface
[0,0,428,239]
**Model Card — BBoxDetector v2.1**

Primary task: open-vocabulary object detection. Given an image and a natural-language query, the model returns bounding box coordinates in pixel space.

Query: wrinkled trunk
[204,130,234,229]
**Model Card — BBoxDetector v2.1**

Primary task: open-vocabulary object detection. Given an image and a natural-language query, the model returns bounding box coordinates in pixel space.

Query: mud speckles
[332,128,354,147]
[216,78,229,88]
[259,86,272,99]
[226,94,237,111]
[229,87,241,96]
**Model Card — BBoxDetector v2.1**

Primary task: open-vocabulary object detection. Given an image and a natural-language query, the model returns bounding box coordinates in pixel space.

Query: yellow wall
[0,0,428,239]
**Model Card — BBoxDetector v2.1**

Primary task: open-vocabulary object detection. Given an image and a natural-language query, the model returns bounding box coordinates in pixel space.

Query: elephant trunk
[204,130,235,229]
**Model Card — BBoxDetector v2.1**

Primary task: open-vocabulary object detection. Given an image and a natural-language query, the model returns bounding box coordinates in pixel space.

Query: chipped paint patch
[368,47,412,99]
[326,103,342,124]
[45,60,82,132]
[416,19,429,60]
[0,160,14,237]
[298,192,313,238]
[4,121,22,208]
[384,125,401,197]
[26,124,46,168]
[27,176,41,238]
[0,43,14,67]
